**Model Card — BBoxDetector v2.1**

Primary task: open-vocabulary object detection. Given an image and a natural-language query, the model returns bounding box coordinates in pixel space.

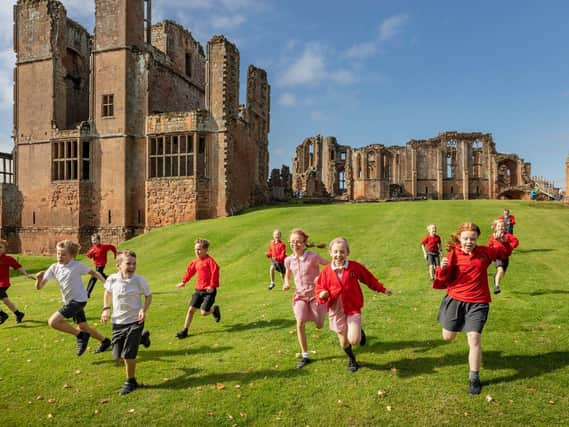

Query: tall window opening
[338,170,346,191]
[185,53,192,77]
[149,134,195,178]
[102,94,114,117]
[52,140,90,181]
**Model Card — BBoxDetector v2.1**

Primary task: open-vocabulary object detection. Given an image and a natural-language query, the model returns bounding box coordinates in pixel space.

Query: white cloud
[211,14,247,30]
[344,41,377,60]
[378,14,408,42]
[278,92,297,107]
[280,43,327,86]
[330,69,355,85]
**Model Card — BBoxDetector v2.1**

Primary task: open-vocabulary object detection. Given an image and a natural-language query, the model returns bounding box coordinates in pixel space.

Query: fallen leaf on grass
[485,395,494,402]
[234,385,241,389]
[207,411,214,416]
[386,405,392,412]
[527,387,537,392]
[36,396,44,400]
[99,399,109,404]
[377,389,387,398]
[94,409,100,415]
[47,413,53,419]
[62,384,71,389]
[75,370,81,375]
[217,383,225,390]
[47,398,56,404]
[128,409,135,414]
[240,412,247,418]
[390,367,398,373]
[227,414,234,420]
[288,330,295,334]
[337,400,343,405]
[548,400,555,405]
[507,400,513,404]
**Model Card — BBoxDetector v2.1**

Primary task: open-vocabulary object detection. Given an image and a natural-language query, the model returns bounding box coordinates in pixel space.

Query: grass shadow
[222,318,296,333]
[3,319,46,329]
[515,248,555,254]
[90,345,233,365]
[145,365,305,390]
[360,339,447,355]
[513,289,569,296]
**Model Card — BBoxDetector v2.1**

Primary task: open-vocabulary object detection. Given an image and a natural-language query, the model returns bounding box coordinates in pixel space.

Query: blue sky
[1,0,568,188]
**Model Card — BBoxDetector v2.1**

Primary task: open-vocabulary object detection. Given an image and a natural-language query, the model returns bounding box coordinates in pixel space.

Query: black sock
[469,370,479,381]
[343,344,356,362]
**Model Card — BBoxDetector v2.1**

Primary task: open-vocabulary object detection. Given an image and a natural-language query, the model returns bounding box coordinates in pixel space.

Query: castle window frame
[148,134,195,178]
[185,53,192,78]
[52,139,90,181]
[102,94,114,117]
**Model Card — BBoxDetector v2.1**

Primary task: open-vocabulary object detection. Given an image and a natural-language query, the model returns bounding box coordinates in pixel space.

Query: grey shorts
[426,252,440,266]
[437,295,489,333]
[112,321,144,360]
[59,300,87,324]
[190,289,217,311]
[495,258,510,272]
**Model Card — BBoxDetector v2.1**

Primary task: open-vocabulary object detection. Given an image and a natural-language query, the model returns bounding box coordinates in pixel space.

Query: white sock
[302,352,310,359]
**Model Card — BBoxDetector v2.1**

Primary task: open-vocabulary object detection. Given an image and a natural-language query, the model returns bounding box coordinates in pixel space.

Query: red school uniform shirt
[86,244,117,267]
[266,240,287,263]
[433,241,512,304]
[0,255,22,288]
[487,233,519,260]
[181,255,220,290]
[498,214,516,226]
[316,261,387,315]
[421,234,442,253]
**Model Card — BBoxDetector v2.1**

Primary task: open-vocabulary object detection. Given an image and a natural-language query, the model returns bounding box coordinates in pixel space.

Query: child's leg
[184,306,197,327]
[1,297,18,313]
[347,321,362,346]
[442,328,458,342]
[79,322,106,342]
[48,312,80,336]
[429,263,436,280]
[466,332,482,372]
[296,319,308,353]
[269,263,276,284]
[86,276,97,298]
[124,358,136,379]
[495,266,505,286]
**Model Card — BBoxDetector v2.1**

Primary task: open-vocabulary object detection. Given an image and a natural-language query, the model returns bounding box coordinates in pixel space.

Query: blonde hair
[491,219,505,230]
[116,250,136,266]
[427,224,436,232]
[56,240,80,257]
[195,238,210,249]
[328,237,350,254]
[446,222,480,252]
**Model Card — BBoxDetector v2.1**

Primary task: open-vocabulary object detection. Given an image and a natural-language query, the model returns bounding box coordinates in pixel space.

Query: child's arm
[86,246,95,259]
[283,267,291,290]
[35,271,47,290]
[421,244,427,259]
[207,259,220,292]
[177,261,196,288]
[88,269,106,283]
[17,267,34,280]
[100,290,112,323]
[355,262,392,296]
[109,244,118,258]
[138,294,152,323]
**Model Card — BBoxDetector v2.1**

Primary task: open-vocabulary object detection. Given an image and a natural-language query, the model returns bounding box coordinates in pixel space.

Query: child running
[498,208,516,234]
[35,240,112,356]
[86,233,117,298]
[421,224,442,281]
[100,250,152,395]
[0,239,34,325]
[488,220,519,295]
[266,229,287,290]
[433,222,512,395]
[283,228,328,369]
[175,238,221,339]
[316,237,392,372]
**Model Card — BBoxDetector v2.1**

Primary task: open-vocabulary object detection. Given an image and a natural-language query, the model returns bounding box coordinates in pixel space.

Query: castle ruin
[6,0,270,254]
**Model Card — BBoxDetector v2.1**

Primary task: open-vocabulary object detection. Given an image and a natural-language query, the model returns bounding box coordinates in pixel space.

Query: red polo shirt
[181,255,220,290]
[421,235,442,252]
[0,255,22,288]
[266,240,287,263]
[86,244,117,267]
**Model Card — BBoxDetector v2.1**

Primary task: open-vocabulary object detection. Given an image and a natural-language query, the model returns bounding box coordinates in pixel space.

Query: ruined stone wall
[145,178,197,228]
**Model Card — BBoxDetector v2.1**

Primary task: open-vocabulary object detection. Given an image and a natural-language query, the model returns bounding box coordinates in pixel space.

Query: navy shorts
[271,260,286,274]
[0,288,8,299]
[495,258,510,272]
[426,252,440,267]
[59,300,87,324]
[112,321,144,360]
[437,295,489,333]
[190,289,217,312]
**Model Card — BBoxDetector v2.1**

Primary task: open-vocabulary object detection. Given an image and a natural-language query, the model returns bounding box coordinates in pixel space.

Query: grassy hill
[1,200,568,426]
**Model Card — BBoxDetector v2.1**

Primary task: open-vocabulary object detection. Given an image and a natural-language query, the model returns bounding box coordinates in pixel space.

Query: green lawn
[1,200,568,426]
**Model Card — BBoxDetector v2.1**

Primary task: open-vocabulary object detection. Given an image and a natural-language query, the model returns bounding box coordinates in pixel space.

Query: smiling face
[330,240,349,268]
[289,232,306,256]
[494,221,505,234]
[118,255,137,278]
[428,225,437,236]
[459,230,479,254]
[273,230,282,241]
[91,235,100,245]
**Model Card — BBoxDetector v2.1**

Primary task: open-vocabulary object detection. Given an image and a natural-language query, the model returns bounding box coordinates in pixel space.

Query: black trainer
[119,378,139,396]
[76,332,90,356]
[268,282,275,290]
[469,378,482,395]
[140,330,151,348]
[360,328,367,346]
[347,358,359,372]
[493,285,501,295]
[15,311,25,324]
[0,311,9,325]
[212,305,221,322]
[94,338,111,354]
[296,357,311,369]
[176,328,188,339]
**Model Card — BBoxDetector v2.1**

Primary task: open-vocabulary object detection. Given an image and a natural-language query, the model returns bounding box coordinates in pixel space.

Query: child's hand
[35,271,44,281]
[494,230,505,241]
[319,290,329,300]
[176,282,185,289]
[282,282,290,291]
[384,289,393,296]
[137,309,146,323]
[206,287,214,294]
[100,309,110,323]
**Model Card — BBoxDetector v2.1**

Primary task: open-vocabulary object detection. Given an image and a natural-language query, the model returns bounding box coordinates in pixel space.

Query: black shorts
[495,258,510,272]
[190,289,217,312]
[59,300,87,324]
[0,288,8,299]
[426,252,440,267]
[112,321,144,360]
[272,260,286,274]
[437,295,489,333]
